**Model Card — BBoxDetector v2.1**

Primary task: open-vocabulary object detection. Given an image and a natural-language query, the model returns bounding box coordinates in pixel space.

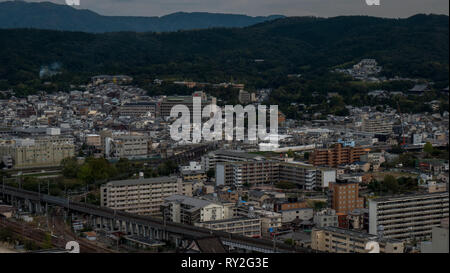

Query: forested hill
[0,14,448,94]
[0,1,284,33]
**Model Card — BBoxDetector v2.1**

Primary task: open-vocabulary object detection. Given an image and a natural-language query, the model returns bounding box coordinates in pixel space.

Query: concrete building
[105,134,151,159]
[161,195,231,224]
[216,160,279,187]
[279,162,336,190]
[216,158,335,190]
[328,180,364,214]
[119,102,156,117]
[159,94,216,119]
[361,116,393,134]
[420,218,449,253]
[313,209,339,228]
[0,137,75,169]
[203,150,264,171]
[309,143,370,167]
[100,176,191,216]
[368,192,449,241]
[85,134,101,147]
[254,210,282,237]
[311,226,404,253]
[280,207,314,223]
[195,217,261,238]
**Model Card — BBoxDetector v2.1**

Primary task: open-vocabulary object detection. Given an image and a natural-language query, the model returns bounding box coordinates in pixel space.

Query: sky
[5,0,450,17]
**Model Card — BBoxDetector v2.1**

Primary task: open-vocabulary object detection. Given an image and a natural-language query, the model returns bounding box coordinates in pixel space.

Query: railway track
[0,219,116,253]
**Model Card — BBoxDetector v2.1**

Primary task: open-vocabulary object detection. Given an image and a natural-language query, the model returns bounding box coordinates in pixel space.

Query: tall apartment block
[308,143,370,167]
[328,180,364,214]
[361,115,393,134]
[369,192,449,241]
[100,176,192,216]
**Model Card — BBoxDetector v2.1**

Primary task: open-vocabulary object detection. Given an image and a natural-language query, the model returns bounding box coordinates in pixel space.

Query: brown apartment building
[308,143,370,167]
[328,180,364,214]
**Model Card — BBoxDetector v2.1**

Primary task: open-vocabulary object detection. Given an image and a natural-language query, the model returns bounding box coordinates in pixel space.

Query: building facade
[368,193,449,241]
[100,176,191,216]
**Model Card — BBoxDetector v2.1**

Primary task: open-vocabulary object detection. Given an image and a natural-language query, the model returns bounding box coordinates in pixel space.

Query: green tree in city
[424,142,434,156]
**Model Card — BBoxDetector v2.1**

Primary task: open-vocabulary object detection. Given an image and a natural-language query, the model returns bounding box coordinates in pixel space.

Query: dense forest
[0,14,448,116]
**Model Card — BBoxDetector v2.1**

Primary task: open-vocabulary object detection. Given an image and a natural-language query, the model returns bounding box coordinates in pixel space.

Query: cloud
[4,0,449,17]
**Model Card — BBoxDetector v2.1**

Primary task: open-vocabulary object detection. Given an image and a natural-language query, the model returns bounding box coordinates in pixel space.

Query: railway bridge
[1,185,310,253]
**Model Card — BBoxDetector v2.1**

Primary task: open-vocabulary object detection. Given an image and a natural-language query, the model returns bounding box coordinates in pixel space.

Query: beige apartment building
[100,176,192,216]
[369,192,449,241]
[312,226,404,253]
[361,115,393,134]
[105,134,151,159]
[161,194,233,224]
[119,102,157,117]
[0,137,75,169]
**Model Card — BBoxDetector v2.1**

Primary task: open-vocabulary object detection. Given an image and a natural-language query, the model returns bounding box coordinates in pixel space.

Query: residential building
[368,192,449,241]
[195,217,261,238]
[309,143,370,167]
[0,137,75,169]
[313,209,339,228]
[311,226,404,253]
[100,176,191,216]
[328,180,364,214]
[161,195,231,224]
[119,102,156,117]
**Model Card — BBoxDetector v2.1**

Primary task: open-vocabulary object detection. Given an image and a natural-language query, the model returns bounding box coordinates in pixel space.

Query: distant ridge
[0,1,285,33]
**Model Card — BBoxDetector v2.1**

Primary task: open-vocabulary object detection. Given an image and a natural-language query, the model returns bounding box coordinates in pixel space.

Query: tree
[287,149,295,158]
[424,142,433,155]
[303,152,310,160]
[383,175,400,194]
[313,201,327,211]
[206,168,215,179]
[61,157,79,178]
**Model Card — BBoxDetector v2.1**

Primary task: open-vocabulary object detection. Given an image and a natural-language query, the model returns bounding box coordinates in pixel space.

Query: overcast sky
[6,0,450,17]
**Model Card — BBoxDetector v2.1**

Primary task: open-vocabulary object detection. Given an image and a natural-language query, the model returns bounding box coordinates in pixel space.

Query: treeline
[0,14,448,98]
[61,157,179,185]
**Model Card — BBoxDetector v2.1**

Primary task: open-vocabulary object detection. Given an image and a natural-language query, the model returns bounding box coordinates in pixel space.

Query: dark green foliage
[0,14,447,98]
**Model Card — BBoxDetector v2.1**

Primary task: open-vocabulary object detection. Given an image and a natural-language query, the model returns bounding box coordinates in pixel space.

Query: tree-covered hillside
[0,14,448,102]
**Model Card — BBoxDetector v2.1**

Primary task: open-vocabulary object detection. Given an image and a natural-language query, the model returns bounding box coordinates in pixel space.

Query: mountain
[0,14,448,96]
[0,1,284,33]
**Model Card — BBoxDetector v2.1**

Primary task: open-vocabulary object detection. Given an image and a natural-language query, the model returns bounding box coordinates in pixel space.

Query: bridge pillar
[108,218,114,231]
[125,222,130,234]
[143,226,148,238]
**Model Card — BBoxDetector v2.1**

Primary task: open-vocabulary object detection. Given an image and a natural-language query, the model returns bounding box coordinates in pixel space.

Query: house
[83,231,97,241]
[184,237,228,253]
[408,84,430,95]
